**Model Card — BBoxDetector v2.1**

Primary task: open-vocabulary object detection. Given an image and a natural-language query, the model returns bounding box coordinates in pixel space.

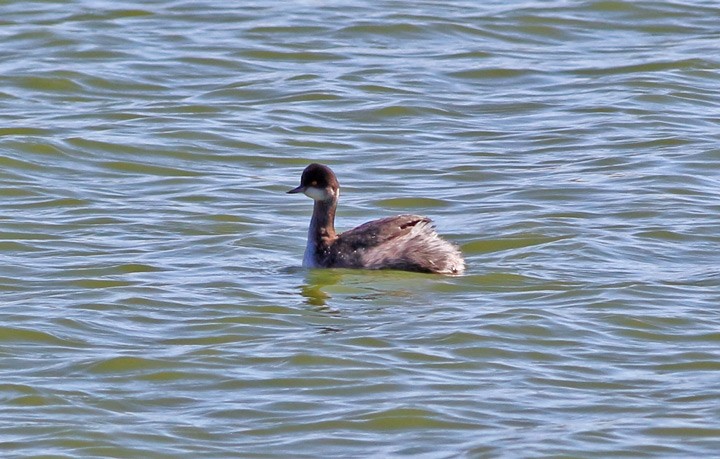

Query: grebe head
[287,163,340,201]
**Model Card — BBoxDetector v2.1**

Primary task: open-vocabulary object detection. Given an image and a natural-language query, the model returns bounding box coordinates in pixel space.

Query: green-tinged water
[2,0,720,457]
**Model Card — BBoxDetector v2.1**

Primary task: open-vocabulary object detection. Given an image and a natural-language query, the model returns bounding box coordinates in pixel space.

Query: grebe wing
[334,214,464,274]
[337,214,432,247]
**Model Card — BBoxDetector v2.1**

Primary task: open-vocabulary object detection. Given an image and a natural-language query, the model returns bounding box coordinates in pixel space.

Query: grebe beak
[287,185,305,194]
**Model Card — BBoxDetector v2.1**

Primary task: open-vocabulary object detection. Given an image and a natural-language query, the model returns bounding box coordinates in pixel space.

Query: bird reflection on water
[299,268,426,312]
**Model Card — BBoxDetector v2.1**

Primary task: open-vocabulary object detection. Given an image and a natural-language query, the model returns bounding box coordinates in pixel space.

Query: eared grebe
[288,163,465,275]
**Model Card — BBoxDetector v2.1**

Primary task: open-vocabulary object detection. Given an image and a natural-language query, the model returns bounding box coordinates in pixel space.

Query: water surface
[2,0,720,457]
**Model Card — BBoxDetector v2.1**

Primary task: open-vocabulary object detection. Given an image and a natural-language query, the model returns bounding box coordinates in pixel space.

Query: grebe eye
[310,180,318,186]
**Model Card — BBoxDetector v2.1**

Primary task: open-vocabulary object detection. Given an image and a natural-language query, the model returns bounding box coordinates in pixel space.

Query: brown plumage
[288,163,465,275]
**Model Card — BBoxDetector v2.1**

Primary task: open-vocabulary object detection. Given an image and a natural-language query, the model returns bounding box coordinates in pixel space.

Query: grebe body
[288,163,465,275]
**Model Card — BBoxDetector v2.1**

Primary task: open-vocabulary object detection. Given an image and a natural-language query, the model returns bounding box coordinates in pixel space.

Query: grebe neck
[309,197,337,243]
[303,197,337,267]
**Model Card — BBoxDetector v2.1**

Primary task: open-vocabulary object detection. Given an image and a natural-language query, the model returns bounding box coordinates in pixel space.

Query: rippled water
[2,0,720,457]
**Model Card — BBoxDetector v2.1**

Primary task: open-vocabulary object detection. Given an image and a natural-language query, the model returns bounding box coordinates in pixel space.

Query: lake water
[2,0,719,457]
